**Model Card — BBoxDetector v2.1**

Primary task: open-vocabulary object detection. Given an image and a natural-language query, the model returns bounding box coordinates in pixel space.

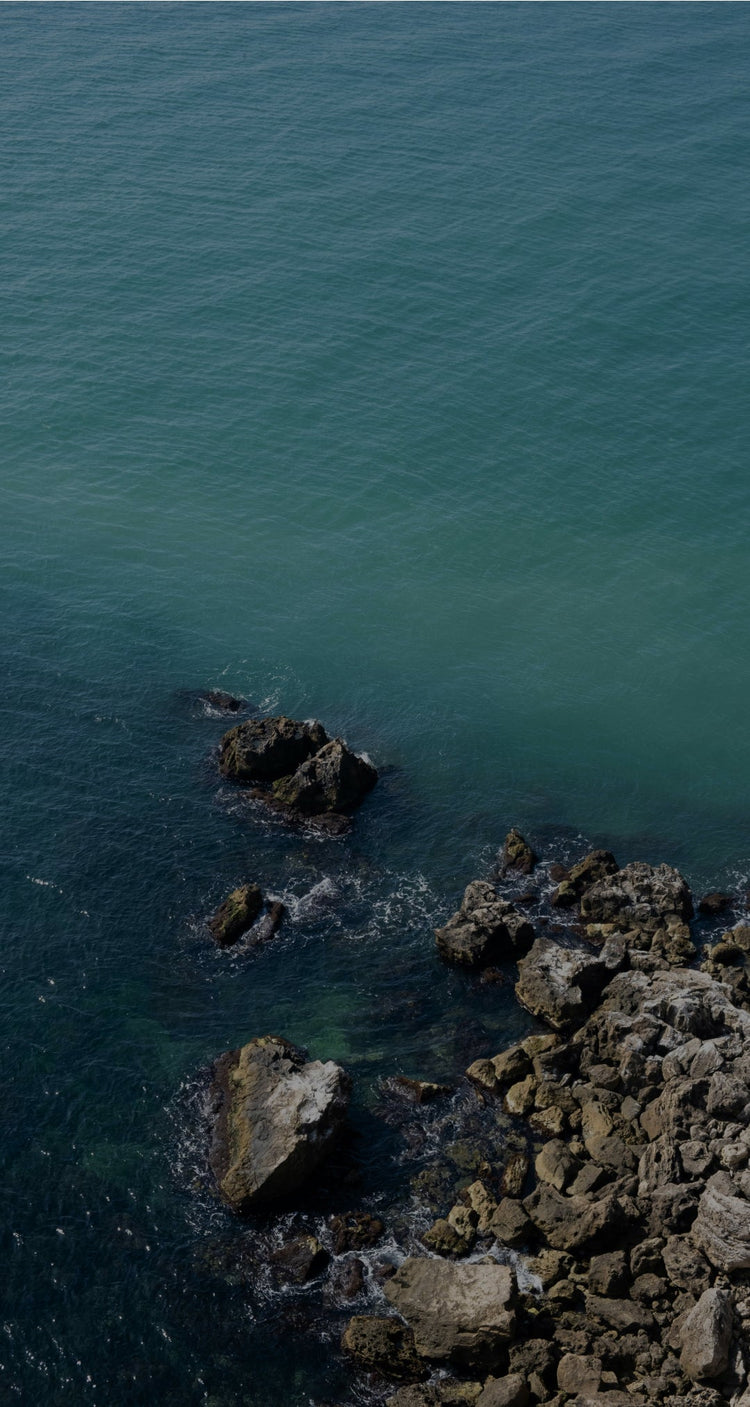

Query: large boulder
[219,715,328,783]
[522,1185,640,1254]
[436,882,534,969]
[208,1035,350,1212]
[515,937,623,1033]
[384,1257,517,1370]
[678,1286,734,1381]
[580,861,693,931]
[272,737,377,814]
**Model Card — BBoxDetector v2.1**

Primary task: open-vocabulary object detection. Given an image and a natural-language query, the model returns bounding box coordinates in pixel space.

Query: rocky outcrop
[501,829,537,875]
[384,1259,518,1371]
[580,860,694,929]
[208,883,263,947]
[208,1035,350,1211]
[218,713,377,822]
[552,850,618,908]
[219,715,328,782]
[436,882,534,968]
[271,737,377,814]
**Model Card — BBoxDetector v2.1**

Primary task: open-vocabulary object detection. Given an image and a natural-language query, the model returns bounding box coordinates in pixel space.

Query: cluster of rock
[337,843,750,1406]
[198,814,750,1407]
[218,714,378,833]
[205,712,378,949]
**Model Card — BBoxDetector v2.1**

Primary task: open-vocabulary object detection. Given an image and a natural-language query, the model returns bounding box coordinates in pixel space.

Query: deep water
[2,4,750,1403]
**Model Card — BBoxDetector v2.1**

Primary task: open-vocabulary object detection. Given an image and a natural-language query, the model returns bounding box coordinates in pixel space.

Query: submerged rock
[208,1035,350,1212]
[436,881,534,969]
[219,715,328,783]
[203,689,245,712]
[384,1258,517,1370]
[208,883,263,947]
[272,738,377,814]
[270,1233,330,1284]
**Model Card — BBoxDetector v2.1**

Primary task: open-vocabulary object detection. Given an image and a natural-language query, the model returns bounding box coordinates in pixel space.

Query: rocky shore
[193,708,750,1406]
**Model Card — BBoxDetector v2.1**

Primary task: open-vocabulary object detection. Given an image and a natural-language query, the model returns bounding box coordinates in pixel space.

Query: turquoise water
[3,4,750,1402]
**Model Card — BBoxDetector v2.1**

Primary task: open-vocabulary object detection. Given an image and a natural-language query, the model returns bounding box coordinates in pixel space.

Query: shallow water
[3,4,750,1402]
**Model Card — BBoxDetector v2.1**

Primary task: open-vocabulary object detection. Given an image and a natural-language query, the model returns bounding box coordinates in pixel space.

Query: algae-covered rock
[208,883,263,947]
[272,737,377,815]
[208,1035,350,1212]
[219,715,328,782]
[341,1316,427,1382]
[502,829,537,875]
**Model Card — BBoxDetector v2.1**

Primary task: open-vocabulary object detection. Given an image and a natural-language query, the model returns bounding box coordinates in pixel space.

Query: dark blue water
[3,4,750,1402]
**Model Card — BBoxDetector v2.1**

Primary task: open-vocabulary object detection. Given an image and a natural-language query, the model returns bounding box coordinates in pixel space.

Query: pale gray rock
[476,1375,529,1407]
[693,1176,750,1272]
[384,1257,517,1370]
[208,1035,350,1211]
[679,1287,733,1381]
[580,861,693,932]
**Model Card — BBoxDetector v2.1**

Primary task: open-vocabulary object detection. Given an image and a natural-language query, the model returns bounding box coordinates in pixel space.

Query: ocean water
[2,4,750,1403]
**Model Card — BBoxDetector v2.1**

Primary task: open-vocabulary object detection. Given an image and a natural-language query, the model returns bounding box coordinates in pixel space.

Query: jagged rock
[476,1374,529,1407]
[515,938,623,1033]
[678,1287,733,1381]
[585,1294,654,1332]
[328,1211,384,1255]
[208,1035,350,1211]
[384,1258,518,1370]
[552,850,619,908]
[219,715,328,782]
[270,1233,329,1283]
[462,1180,498,1235]
[422,1217,473,1258]
[692,1176,750,1272]
[588,1251,629,1296]
[272,737,377,814]
[500,1151,530,1199]
[341,1316,427,1382]
[387,1385,483,1406]
[580,861,693,934]
[436,882,534,969]
[208,883,264,947]
[467,1045,531,1094]
[502,829,537,875]
[523,1185,639,1253]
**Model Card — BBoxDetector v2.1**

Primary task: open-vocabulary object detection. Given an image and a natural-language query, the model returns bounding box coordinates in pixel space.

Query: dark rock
[693,1176,750,1272]
[203,689,244,712]
[502,829,537,875]
[219,715,328,783]
[489,1198,532,1247]
[270,1233,330,1283]
[698,892,731,916]
[436,882,534,969]
[272,738,377,814]
[341,1316,427,1382]
[552,850,618,908]
[384,1257,518,1370]
[588,1251,629,1297]
[330,1256,366,1299]
[500,1151,530,1199]
[246,899,285,947]
[208,1035,350,1212]
[328,1211,384,1255]
[208,883,263,947]
[585,1295,654,1332]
